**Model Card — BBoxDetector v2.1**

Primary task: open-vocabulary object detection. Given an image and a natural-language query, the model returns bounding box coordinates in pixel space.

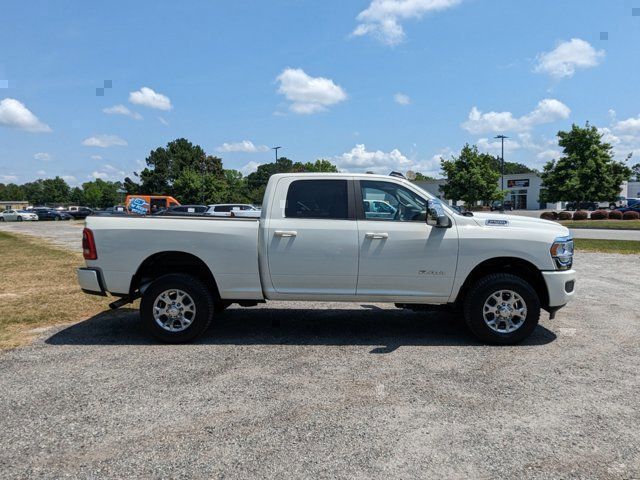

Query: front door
[356,180,458,301]
[267,178,359,295]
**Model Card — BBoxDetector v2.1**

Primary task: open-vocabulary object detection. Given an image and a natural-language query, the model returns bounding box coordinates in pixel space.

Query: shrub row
[539,209,640,221]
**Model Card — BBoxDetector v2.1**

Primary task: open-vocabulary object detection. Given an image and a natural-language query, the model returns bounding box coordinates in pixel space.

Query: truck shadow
[46,306,557,352]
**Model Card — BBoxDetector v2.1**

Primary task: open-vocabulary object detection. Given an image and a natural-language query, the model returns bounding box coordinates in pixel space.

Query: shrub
[623,210,640,220]
[590,210,609,220]
[608,210,623,220]
[540,211,557,221]
[558,211,573,220]
[572,210,588,220]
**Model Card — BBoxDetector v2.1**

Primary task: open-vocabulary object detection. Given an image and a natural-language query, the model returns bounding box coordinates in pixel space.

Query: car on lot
[206,204,261,217]
[65,206,94,219]
[490,200,513,211]
[615,203,640,214]
[363,199,397,219]
[154,205,208,216]
[0,209,39,222]
[32,208,73,221]
[78,172,576,346]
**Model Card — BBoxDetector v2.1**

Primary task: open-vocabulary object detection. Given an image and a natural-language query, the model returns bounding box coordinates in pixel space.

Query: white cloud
[614,115,640,133]
[216,140,270,153]
[352,0,462,45]
[102,164,126,176]
[82,134,128,148]
[394,93,411,105]
[477,137,521,153]
[129,87,172,111]
[534,38,604,79]
[103,104,143,120]
[34,152,51,161]
[462,99,571,134]
[333,144,411,174]
[0,174,18,182]
[158,116,169,125]
[91,171,108,180]
[0,98,52,132]
[241,161,261,176]
[90,155,103,160]
[36,170,46,176]
[276,68,347,114]
[536,149,561,161]
[62,175,77,183]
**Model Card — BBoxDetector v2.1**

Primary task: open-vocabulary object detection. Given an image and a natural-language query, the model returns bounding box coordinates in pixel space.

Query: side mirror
[426,199,451,228]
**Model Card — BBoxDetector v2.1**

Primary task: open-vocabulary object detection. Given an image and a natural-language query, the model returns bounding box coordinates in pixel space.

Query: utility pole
[271,146,282,162]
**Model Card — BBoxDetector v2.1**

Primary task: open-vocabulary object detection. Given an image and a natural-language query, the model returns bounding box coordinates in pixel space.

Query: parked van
[125,195,180,214]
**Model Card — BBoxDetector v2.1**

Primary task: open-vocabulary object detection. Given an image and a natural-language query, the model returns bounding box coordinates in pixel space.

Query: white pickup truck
[78,173,576,344]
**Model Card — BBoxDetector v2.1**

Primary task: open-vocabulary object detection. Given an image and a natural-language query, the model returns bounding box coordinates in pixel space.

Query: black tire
[609,203,616,210]
[463,273,540,345]
[140,273,214,343]
[0,217,4,222]
[17,216,23,222]
[54,216,60,221]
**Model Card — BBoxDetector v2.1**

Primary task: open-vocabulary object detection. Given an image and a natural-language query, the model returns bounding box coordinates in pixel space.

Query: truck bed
[85,215,263,299]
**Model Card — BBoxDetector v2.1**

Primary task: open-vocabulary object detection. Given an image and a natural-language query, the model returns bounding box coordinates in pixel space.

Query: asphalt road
[0,251,638,479]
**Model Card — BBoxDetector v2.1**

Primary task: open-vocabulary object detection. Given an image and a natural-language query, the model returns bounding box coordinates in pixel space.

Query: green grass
[559,219,640,230]
[0,231,107,350]
[575,238,640,254]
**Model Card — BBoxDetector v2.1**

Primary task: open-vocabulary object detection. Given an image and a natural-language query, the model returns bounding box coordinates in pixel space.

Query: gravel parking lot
[0,220,84,252]
[0,250,638,479]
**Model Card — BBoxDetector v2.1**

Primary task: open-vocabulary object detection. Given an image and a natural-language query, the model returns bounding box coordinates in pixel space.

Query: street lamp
[271,146,282,162]
[494,135,508,191]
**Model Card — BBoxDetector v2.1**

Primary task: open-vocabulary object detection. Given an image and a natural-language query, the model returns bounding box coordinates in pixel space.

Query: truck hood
[469,212,570,238]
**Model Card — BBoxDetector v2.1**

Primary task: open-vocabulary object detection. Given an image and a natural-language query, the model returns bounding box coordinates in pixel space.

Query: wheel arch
[130,251,220,300]
[454,257,549,310]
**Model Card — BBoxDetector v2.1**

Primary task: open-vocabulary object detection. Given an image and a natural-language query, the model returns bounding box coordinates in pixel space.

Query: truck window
[360,180,427,222]
[285,180,348,219]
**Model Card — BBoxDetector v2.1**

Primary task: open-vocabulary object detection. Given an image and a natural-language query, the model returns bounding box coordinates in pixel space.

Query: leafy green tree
[540,123,632,204]
[440,144,502,205]
[69,187,85,205]
[413,172,437,181]
[223,170,249,203]
[486,158,536,175]
[631,161,640,182]
[40,177,70,205]
[292,159,339,173]
[123,176,140,194]
[81,179,123,208]
[245,157,294,203]
[0,183,26,201]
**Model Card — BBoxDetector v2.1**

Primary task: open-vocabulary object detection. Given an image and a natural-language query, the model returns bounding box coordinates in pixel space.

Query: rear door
[267,178,359,295]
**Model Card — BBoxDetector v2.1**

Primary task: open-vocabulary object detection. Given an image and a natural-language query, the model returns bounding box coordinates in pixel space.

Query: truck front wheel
[140,273,214,343]
[463,273,540,344]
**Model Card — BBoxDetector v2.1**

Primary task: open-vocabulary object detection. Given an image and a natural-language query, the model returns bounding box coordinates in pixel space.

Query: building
[414,174,636,210]
[0,200,29,211]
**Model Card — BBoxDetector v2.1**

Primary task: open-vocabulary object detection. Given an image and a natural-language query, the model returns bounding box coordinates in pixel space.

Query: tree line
[1,125,637,208]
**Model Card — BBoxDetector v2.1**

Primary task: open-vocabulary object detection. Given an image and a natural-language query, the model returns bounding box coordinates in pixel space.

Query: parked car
[125,195,180,215]
[65,206,94,219]
[78,172,576,346]
[32,207,73,221]
[565,201,598,211]
[155,205,208,216]
[594,197,627,210]
[490,200,513,211]
[362,199,397,220]
[615,203,640,214]
[0,209,39,222]
[206,204,261,217]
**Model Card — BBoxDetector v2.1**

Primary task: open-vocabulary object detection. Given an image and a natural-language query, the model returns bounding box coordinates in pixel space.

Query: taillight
[82,228,97,260]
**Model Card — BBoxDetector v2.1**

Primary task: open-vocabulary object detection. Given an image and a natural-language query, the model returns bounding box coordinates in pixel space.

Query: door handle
[365,232,389,239]
[275,230,297,237]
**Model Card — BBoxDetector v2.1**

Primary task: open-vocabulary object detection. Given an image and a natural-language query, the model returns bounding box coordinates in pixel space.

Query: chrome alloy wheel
[482,290,527,334]
[152,289,196,332]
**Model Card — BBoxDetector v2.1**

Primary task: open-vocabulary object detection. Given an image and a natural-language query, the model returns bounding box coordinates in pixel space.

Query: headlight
[550,236,574,270]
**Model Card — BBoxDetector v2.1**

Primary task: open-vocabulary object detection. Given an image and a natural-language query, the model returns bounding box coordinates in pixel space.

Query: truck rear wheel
[140,273,214,343]
[463,273,540,344]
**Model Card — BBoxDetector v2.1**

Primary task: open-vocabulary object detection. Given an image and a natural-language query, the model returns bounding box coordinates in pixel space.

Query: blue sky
[1,0,639,185]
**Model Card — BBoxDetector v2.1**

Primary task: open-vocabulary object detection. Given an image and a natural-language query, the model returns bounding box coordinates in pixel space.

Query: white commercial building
[414,174,639,210]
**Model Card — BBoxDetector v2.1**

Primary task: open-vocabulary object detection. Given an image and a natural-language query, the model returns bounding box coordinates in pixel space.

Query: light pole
[494,135,508,191]
[271,146,282,162]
